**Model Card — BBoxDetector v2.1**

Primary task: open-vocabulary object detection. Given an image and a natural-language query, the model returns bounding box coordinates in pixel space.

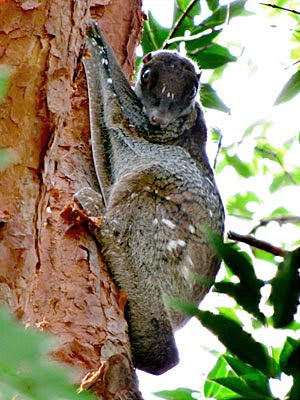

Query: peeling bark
[0,1,144,398]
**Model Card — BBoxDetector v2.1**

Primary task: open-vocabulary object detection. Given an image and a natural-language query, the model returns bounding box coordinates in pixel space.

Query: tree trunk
[0,1,144,398]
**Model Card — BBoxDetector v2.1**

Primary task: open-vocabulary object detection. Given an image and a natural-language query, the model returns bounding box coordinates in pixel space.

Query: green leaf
[255,143,284,165]
[227,192,261,219]
[279,337,300,376]
[167,301,272,376]
[205,355,239,399]
[193,0,252,34]
[185,30,221,52]
[289,375,300,400]
[154,388,198,400]
[270,167,300,192]
[171,0,202,38]
[0,307,94,400]
[209,235,265,321]
[270,248,300,328]
[269,173,291,192]
[209,235,262,289]
[0,66,11,100]
[205,355,275,399]
[193,43,236,69]
[212,377,272,399]
[280,338,300,400]
[214,281,265,322]
[274,70,300,105]
[225,154,254,178]
[200,83,230,113]
[269,207,290,217]
[206,0,219,12]
[252,248,275,264]
[217,307,241,325]
[0,148,18,172]
[224,356,272,396]
[142,11,170,53]
[242,119,273,139]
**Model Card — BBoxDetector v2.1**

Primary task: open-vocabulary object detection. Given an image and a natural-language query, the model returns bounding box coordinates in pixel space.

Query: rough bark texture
[0,1,143,398]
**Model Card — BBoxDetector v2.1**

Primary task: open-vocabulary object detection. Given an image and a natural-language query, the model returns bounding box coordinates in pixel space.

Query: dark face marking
[137,51,200,127]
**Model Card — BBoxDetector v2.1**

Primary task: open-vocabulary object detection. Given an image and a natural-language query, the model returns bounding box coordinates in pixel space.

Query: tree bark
[0,1,143,398]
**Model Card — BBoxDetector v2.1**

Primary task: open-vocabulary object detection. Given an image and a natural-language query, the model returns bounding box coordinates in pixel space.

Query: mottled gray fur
[76,22,224,375]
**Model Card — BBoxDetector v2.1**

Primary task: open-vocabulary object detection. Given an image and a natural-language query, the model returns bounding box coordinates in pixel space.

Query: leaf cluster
[0,309,94,400]
[161,239,300,400]
[140,0,253,113]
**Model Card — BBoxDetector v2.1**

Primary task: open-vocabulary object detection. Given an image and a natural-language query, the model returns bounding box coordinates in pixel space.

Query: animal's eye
[141,68,151,84]
[188,86,197,99]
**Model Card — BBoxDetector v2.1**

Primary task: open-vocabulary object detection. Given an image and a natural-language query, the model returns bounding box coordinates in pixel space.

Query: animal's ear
[197,71,202,81]
[143,52,153,64]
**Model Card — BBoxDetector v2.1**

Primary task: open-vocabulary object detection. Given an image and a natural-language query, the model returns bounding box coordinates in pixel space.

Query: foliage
[0,66,12,171]
[144,1,300,400]
[0,308,94,400]
[140,0,253,113]
[162,242,300,400]
[0,65,10,100]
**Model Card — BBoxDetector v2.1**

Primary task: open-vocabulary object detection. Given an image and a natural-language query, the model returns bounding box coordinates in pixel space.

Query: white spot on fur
[182,265,190,281]
[188,225,195,234]
[162,218,176,229]
[187,256,194,267]
[205,177,214,187]
[167,239,186,252]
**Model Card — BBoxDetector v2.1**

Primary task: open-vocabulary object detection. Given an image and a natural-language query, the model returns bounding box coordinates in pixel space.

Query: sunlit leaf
[193,0,252,35]
[193,44,236,69]
[217,307,241,325]
[274,70,300,105]
[167,300,272,376]
[206,0,219,12]
[212,377,272,399]
[204,356,239,399]
[252,248,275,263]
[227,192,261,219]
[225,154,254,178]
[185,30,221,52]
[200,83,230,113]
[171,0,201,38]
[269,207,290,217]
[154,388,198,400]
[142,11,170,52]
[224,356,272,396]
[242,119,273,138]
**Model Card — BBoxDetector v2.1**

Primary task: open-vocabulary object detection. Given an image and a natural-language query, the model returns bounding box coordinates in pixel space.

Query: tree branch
[260,3,300,15]
[249,215,300,234]
[228,231,288,257]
